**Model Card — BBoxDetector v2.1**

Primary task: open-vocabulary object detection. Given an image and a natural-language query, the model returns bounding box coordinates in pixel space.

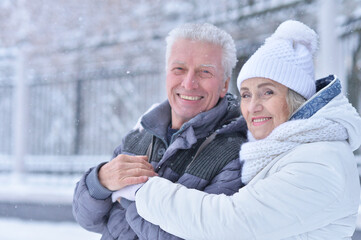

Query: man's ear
[220,78,230,97]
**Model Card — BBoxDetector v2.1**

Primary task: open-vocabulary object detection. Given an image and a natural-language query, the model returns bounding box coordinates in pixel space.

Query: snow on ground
[0,173,78,204]
[0,218,100,240]
[0,173,100,240]
[0,171,361,239]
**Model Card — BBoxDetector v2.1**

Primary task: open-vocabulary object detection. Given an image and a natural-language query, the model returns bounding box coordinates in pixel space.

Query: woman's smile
[252,117,272,126]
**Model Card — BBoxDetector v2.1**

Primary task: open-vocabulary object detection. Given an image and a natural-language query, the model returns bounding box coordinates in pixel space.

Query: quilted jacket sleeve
[124,159,243,240]
[72,166,139,239]
[72,167,113,234]
[72,128,144,239]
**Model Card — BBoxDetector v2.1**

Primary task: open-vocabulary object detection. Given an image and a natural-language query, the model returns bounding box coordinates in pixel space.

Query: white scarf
[240,118,348,184]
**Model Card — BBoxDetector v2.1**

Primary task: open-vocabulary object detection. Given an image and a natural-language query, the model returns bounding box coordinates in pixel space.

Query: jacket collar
[290,75,341,121]
[140,93,241,144]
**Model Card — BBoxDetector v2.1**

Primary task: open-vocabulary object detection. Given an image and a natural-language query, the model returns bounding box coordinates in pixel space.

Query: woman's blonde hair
[286,88,306,118]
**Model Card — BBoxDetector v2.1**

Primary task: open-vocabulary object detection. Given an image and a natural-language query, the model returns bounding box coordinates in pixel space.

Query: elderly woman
[133,20,361,239]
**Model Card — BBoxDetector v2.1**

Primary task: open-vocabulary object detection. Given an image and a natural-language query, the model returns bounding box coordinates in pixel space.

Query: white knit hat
[237,20,318,99]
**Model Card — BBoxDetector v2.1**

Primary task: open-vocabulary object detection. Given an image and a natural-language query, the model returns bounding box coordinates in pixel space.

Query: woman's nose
[248,97,263,113]
[181,71,198,89]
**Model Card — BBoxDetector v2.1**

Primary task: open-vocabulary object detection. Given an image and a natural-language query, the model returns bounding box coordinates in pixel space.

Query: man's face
[166,39,228,129]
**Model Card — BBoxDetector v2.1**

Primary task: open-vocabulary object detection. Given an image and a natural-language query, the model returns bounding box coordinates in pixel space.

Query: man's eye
[173,68,184,75]
[198,69,214,78]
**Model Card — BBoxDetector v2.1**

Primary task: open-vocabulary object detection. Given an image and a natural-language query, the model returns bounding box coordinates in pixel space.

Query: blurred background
[0,0,360,239]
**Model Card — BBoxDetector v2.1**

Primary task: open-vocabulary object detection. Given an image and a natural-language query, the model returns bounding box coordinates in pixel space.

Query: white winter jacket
[135,76,361,240]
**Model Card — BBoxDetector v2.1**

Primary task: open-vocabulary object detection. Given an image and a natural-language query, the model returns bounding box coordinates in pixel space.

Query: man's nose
[181,71,198,89]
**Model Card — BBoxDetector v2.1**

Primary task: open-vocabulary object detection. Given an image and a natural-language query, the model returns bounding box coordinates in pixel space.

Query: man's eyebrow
[170,62,216,69]
[171,61,186,65]
[200,64,216,68]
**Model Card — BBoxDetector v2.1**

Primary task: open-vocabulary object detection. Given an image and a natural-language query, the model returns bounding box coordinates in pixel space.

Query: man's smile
[178,94,203,101]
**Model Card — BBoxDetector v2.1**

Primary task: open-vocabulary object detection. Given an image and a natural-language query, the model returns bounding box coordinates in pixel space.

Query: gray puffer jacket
[72,93,248,240]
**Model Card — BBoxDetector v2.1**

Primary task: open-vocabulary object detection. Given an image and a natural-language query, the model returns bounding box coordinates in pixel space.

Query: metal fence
[0,68,165,173]
[0,84,13,155]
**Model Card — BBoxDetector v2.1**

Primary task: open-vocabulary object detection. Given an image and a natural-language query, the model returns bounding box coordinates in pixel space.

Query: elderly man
[72,22,247,240]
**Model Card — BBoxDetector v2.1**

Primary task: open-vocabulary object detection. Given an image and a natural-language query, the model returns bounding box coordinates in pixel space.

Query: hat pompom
[266,20,318,55]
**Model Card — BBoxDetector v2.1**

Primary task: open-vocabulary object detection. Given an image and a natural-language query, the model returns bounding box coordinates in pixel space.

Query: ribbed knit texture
[240,118,348,184]
[185,132,244,180]
[237,20,318,99]
[122,130,153,156]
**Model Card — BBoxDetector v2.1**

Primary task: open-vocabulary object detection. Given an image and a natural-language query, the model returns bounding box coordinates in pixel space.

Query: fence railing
[0,68,165,173]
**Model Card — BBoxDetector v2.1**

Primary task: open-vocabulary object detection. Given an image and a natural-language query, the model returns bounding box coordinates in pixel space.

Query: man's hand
[99,154,157,191]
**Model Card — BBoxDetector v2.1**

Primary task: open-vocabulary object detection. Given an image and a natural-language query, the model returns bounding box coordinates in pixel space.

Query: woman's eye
[265,90,274,95]
[241,93,251,99]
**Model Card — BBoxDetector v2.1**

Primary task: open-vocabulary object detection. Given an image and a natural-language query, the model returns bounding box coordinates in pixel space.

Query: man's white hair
[165,23,237,81]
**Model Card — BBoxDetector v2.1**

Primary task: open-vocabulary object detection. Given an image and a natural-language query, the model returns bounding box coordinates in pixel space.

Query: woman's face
[240,77,289,140]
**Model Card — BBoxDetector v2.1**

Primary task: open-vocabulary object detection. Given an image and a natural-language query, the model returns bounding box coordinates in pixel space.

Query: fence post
[12,49,28,181]
[317,0,340,79]
[74,77,83,155]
